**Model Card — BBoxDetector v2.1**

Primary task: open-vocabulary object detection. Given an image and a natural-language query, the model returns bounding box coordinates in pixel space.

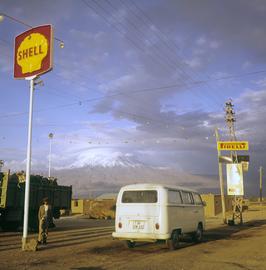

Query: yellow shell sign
[14,25,53,79]
[17,33,48,74]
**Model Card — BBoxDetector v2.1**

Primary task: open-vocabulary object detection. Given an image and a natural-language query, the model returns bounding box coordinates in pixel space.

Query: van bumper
[112,232,171,242]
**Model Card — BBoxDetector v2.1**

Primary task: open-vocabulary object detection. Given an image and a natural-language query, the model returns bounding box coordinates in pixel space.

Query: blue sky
[1,0,266,195]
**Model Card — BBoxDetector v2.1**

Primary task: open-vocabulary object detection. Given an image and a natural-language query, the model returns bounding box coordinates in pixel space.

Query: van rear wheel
[167,230,180,250]
[192,224,203,243]
[125,240,136,248]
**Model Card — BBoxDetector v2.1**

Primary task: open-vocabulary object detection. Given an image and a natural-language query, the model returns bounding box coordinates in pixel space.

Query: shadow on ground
[71,267,105,270]
[1,219,266,253]
[86,219,266,255]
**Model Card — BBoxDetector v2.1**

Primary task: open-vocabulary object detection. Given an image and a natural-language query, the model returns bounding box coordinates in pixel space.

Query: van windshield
[122,190,158,203]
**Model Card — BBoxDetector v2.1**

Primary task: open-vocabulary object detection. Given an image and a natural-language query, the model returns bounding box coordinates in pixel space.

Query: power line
[119,0,200,82]
[0,9,219,110]
[128,1,234,108]
[126,0,224,107]
[88,0,219,111]
[105,0,188,76]
[84,0,175,74]
[0,13,64,45]
[0,69,266,118]
[1,13,266,130]
[1,27,266,126]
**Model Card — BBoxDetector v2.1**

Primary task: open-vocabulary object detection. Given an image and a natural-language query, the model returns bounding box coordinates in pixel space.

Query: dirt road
[0,205,266,270]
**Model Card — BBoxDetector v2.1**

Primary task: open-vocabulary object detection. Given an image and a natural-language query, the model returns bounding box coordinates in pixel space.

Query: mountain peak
[70,151,143,168]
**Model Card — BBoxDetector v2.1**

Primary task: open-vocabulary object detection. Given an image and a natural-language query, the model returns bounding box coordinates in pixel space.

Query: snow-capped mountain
[69,151,144,168]
[45,148,146,170]
[5,150,219,198]
[53,164,219,199]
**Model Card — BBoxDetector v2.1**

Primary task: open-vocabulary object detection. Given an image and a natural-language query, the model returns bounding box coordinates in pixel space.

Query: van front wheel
[125,240,136,248]
[167,230,180,250]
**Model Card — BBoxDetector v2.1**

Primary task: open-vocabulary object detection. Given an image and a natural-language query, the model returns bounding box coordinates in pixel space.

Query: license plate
[132,220,145,230]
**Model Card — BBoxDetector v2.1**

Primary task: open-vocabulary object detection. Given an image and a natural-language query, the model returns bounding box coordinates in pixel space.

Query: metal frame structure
[225,99,243,225]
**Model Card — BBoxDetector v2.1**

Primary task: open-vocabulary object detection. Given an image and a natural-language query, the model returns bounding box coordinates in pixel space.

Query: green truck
[0,171,72,231]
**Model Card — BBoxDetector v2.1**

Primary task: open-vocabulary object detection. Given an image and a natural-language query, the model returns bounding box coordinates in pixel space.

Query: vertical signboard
[14,24,53,79]
[226,164,244,196]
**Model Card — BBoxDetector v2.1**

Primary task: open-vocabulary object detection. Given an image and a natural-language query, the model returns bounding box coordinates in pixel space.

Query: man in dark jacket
[38,197,52,245]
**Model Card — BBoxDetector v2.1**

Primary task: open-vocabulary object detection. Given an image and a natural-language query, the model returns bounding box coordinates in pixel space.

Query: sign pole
[215,128,227,224]
[14,24,54,251]
[22,76,36,250]
[260,166,263,204]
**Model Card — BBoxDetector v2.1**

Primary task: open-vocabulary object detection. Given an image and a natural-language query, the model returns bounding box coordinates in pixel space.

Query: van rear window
[122,190,158,203]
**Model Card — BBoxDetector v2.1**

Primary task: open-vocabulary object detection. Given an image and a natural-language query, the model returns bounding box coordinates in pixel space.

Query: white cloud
[184,57,201,68]
[255,77,266,87]
[209,40,220,49]
[242,61,252,69]
[196,36,207,46]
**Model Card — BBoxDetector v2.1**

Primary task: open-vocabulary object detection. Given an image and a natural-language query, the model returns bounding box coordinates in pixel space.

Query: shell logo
[17,33,48,74]
[14,25,53,79]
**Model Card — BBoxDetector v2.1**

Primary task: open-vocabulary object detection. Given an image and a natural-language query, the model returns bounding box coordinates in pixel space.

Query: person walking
[38,197,52,245]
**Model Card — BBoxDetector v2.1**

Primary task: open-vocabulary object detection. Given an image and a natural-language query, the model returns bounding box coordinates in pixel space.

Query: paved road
[0,207,266,270]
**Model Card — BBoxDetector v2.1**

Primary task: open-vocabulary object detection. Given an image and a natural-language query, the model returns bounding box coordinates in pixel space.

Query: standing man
[38,197,52,245]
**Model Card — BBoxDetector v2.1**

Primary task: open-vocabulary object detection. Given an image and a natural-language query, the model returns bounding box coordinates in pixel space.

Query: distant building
[71,199,90,214]
[201,194,234,217]
[71,197,116,219]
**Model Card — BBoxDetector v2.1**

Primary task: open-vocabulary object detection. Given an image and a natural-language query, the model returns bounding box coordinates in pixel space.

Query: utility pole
[260,166,263,203]
[225,99,237,142]
[225,99,243,224]
[215,128,227,224]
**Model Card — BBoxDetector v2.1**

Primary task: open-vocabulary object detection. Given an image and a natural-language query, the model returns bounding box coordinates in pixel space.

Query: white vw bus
[112,183,205,249]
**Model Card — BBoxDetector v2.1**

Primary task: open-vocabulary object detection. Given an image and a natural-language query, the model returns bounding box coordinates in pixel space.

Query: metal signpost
[14,25,53,250]
[259,166,263,204]
[216,100,249,225]
[215,128,227,224]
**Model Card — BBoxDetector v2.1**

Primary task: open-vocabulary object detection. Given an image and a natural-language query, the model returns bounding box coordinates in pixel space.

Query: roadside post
[260,166,263,204]
[215,128,227,224]
[14,25,53,250]
[215,100,250,225]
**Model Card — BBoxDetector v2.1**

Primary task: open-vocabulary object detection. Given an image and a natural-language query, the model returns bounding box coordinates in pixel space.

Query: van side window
[193,193,203,205]
[168,190,182,204]
[181,191,194,204]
